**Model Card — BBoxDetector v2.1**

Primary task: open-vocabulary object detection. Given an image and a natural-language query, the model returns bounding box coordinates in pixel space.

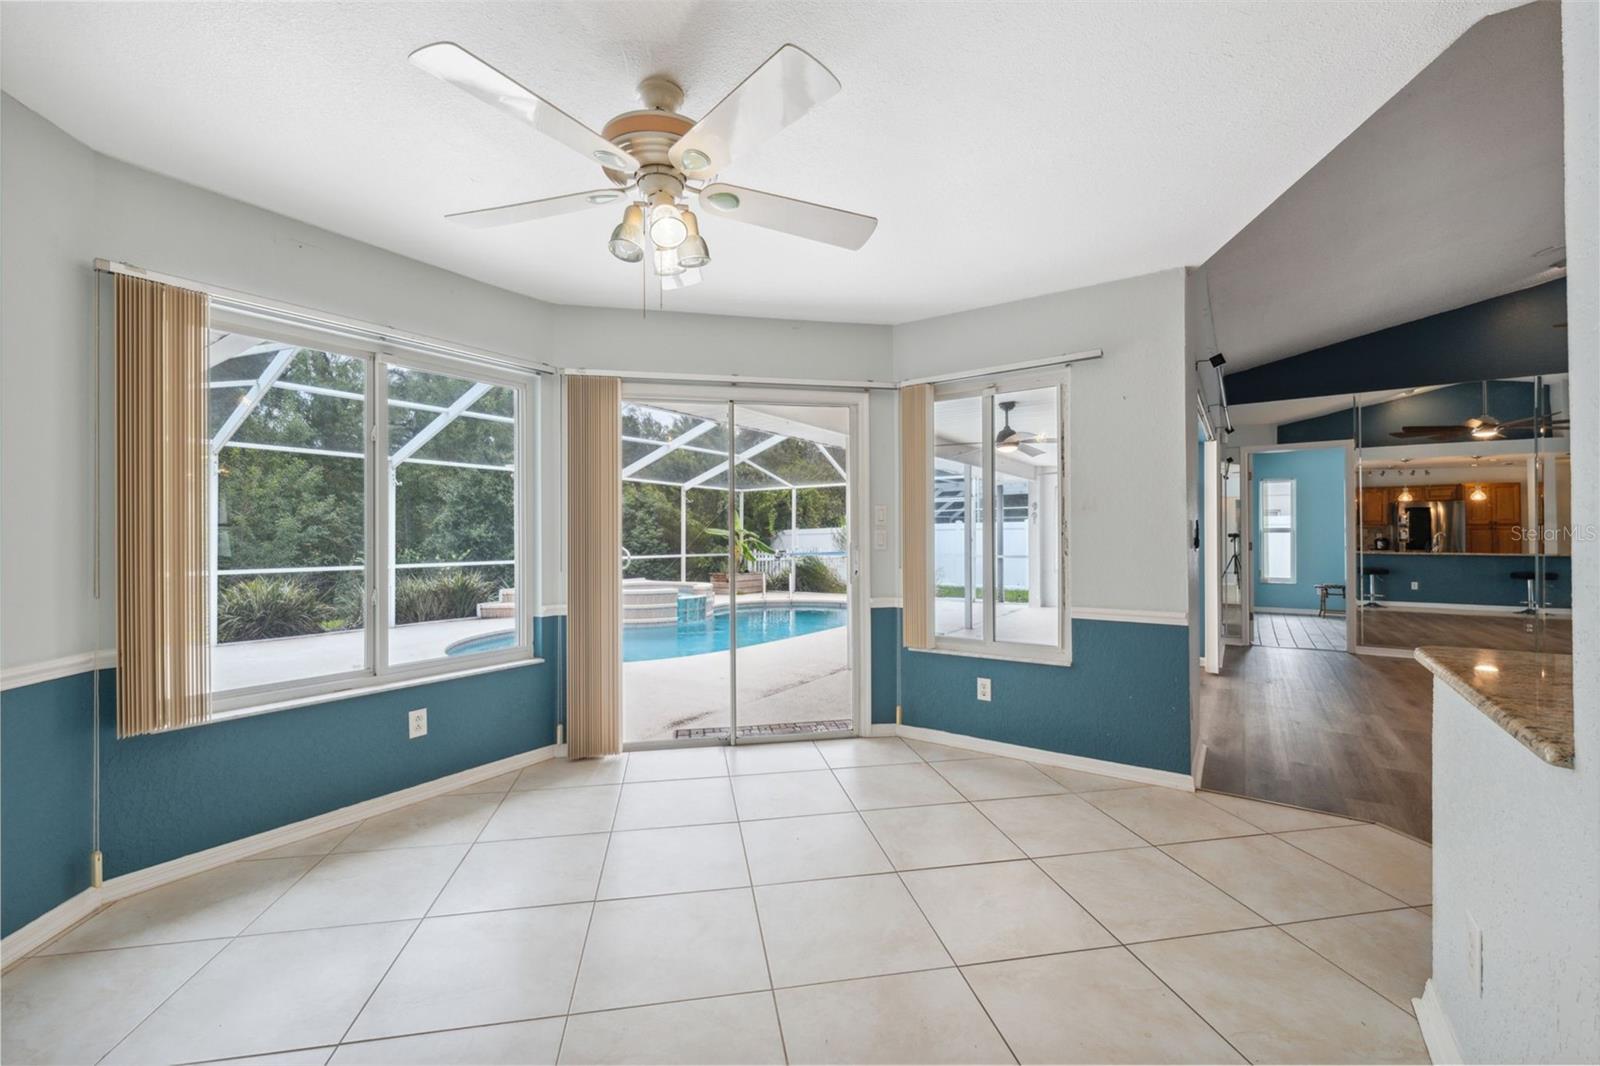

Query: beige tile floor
[1,738,1433,1065]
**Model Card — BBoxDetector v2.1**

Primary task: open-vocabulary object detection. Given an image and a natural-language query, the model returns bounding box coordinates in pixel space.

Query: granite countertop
[1415,646,1575,768]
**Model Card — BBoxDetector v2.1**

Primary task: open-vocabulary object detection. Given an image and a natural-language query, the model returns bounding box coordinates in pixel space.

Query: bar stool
[1511,570,1537,614]
[1512,570,1561,614]
[1360,566,1389,607]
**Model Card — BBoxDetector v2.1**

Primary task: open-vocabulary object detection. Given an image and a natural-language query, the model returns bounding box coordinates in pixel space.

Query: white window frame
[208,311,539,715]
[927,369,1071,665]
[1258,477,1296,585]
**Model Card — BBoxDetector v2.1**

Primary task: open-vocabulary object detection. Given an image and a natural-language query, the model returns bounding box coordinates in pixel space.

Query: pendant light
[1469,485,1489,502]
[608,204,645,262]
[1397,484,1414,502]
[676,210,711,268]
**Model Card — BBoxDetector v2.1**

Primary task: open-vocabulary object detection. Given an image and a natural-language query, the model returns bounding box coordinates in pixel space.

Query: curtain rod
[896,349,1103,387]
[93,258,558,376]
[563,367,894,389]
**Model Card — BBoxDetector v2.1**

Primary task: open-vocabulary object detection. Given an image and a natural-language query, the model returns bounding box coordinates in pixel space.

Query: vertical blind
[564,375,624,758]
[115,275,212,736]
[899,384,933,649]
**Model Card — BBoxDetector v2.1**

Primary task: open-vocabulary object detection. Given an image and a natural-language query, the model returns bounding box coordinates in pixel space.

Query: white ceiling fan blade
[446,188,629,229]
[698,183,876,250]
[410,42,640,174]
[669,44,841,178]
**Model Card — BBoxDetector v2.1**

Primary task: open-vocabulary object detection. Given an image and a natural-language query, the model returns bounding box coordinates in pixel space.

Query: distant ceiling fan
[409,41,877,288]
[935,400,1057,461]
[1391,381,1566,441]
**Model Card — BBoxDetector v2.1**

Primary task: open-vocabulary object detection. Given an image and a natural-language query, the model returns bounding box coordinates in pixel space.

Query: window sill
[208,654,545,726]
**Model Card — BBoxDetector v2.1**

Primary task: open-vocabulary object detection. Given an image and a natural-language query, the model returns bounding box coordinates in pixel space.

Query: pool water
[447,605,847,662]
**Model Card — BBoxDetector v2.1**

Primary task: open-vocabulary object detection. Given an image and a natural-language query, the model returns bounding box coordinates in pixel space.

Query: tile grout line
[821,740,1021,1065]
[328,768,529,1053]
[552,751,628,1064]
[727,742,801,1066]
[89,813,387,1065]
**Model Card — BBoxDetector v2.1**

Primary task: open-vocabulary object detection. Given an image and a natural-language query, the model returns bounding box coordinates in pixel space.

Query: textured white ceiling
[1203,0,1564,370]
[0,0,1518,325]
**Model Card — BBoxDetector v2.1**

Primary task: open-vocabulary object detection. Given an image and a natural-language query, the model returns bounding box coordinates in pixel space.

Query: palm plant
[704,518,773,573]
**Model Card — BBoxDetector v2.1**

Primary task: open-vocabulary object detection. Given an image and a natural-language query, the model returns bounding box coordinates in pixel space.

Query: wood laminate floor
[1251,612,1347,651]
[1195,645,1434,841]
[1356,607,1572,654]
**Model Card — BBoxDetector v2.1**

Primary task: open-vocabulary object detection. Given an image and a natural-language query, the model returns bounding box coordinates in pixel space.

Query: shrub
[795,556,847,594]
[217,577,330,642]
[394,569,498,624]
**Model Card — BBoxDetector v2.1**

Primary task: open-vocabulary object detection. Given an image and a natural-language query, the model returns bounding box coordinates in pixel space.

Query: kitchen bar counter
[1415,646,1574,767]
[1361,550,1546,557]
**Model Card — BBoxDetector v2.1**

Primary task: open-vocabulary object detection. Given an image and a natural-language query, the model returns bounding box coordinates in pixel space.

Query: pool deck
[624,626,851,744]
[213,617,510,692]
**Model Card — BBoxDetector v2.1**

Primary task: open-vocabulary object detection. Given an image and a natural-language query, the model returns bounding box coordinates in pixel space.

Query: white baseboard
[891,724,1193,791]
[1413,979,1462,1064]
[1,744,558,971]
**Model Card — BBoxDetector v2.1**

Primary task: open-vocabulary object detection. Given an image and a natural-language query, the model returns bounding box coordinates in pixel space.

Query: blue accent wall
[1,615,562,936]
[1226,279,1567,405]
[1361,553,1573,608]
[897,619,1191,775]
[1,672,96,937]
[1252,448,1347,612]
[1277,381,1549,446]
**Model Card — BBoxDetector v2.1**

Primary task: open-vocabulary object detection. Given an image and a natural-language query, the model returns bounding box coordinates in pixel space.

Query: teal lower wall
[872,610,1191,775]
[0,672,95,938]
[870,606,901,725]
[1,616,562,937]
[1361,554,1574,608]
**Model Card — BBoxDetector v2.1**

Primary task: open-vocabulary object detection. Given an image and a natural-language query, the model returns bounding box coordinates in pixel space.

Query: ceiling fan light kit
[409,40,876,296]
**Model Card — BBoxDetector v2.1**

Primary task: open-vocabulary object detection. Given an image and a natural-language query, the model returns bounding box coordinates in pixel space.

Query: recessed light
[681,148,711,171]
[706,191,741,211]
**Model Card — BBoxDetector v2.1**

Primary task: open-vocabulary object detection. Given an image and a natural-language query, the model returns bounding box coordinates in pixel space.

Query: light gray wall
[0,94,895,668]
[891,268,1191,616]
[1429,4,1599,1059]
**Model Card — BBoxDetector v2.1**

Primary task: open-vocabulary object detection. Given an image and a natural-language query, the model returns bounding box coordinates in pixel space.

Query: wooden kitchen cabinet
[1465,482,1523,554]
[1424,484,1461,501]
[1491,483,1522,524]
[1361,487,1391,527]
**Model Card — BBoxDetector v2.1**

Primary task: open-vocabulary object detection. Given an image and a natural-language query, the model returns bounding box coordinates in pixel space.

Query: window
[929,372,1068,660]
[1259,478,1295,584]
[207,314,535,705]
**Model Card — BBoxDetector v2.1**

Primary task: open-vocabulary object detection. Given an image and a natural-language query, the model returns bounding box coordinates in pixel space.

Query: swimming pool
[446,604,847,662]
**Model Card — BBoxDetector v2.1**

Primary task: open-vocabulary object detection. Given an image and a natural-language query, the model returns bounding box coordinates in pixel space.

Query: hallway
[1194,645,1434,841]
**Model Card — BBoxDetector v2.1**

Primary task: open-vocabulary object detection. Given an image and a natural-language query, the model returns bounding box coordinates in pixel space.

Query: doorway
[617,386,865,748]
[1241,443,1355,653]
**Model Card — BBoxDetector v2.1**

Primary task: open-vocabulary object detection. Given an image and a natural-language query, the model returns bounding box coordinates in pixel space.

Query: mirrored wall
[1354,375,1570,654]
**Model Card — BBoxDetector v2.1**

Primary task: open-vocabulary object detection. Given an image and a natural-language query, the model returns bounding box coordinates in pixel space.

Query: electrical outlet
[1466,911,1483,996]
[1411,581,1420,591]
[976,677,992,702]
[408,708,428,739]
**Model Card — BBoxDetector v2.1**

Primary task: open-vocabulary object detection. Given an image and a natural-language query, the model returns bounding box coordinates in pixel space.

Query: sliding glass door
[618,389,858,747]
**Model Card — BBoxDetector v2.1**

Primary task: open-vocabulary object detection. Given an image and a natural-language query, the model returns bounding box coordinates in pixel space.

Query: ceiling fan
[1391,381,1566,441]
[935,400,1058,461]
[409,41,877,289]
